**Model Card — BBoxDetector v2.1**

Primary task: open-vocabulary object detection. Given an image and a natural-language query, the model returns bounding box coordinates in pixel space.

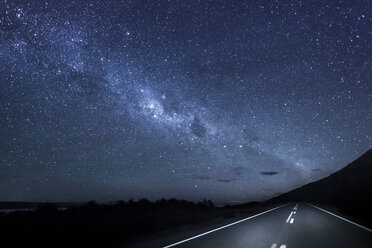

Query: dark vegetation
[0,198,236,248]
[267,149,372,228]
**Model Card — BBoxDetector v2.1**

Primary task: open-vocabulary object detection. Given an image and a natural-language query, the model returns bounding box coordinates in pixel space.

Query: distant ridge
[266,149,372,225]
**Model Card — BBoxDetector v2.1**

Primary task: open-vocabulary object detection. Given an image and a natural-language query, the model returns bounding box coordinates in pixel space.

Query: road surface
[162,203,372,248]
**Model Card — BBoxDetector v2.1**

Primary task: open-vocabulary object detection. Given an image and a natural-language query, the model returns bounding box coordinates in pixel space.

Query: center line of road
[271,243,286,248]
[290,218,294,224]
[162,204,288,248]
[293,203,298,211]
[286,211,293,223]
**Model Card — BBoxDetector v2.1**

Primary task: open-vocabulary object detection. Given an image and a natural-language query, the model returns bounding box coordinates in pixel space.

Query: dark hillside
[267,149,372,226]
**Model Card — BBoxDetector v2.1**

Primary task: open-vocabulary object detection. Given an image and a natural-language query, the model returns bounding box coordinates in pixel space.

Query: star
[0,0,370,204]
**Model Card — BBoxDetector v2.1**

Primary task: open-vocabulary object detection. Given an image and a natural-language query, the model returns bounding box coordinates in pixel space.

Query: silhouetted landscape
[266,149,372,228]
[0,198,277,247]
[1,150,371,247]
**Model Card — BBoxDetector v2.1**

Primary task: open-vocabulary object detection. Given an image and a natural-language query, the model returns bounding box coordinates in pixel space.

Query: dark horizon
[0,149,368,208]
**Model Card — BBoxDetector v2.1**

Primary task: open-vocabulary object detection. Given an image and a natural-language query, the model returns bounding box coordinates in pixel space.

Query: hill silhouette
[266,149,372,226]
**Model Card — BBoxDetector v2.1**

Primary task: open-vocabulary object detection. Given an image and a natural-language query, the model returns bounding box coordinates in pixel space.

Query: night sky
[1,0,371,205]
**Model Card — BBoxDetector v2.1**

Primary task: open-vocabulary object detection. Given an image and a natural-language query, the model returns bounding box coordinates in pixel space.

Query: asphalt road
[162,203,372,248]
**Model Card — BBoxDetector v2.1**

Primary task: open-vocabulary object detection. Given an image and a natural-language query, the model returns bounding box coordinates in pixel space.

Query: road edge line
[307,203,372,233]
[162,204,288,248]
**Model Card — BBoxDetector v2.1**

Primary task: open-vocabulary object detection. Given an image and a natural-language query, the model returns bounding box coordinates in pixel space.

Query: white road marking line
[280,245,286,248]
[290,218,294,224]
[270,243,277,248]
[293,203,298,211]
[286,211,293,223]
[162,204,288,248]
[293,211,296,214]
[308,203,372,233]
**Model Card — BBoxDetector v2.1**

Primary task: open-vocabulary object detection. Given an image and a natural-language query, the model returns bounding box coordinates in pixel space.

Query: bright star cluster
[0,0,371,204]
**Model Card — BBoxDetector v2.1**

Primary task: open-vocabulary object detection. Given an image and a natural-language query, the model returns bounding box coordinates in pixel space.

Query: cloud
[260,171,279,176]
[216,179,235,183]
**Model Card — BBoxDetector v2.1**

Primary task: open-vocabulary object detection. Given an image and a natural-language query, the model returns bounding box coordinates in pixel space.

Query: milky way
[0,0,371,204]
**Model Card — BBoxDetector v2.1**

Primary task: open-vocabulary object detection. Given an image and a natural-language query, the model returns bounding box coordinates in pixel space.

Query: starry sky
[0,0,371,205]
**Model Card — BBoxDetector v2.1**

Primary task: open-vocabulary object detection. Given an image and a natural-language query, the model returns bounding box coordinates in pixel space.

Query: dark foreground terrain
[0,199,276,248]
[1,150,371,248]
